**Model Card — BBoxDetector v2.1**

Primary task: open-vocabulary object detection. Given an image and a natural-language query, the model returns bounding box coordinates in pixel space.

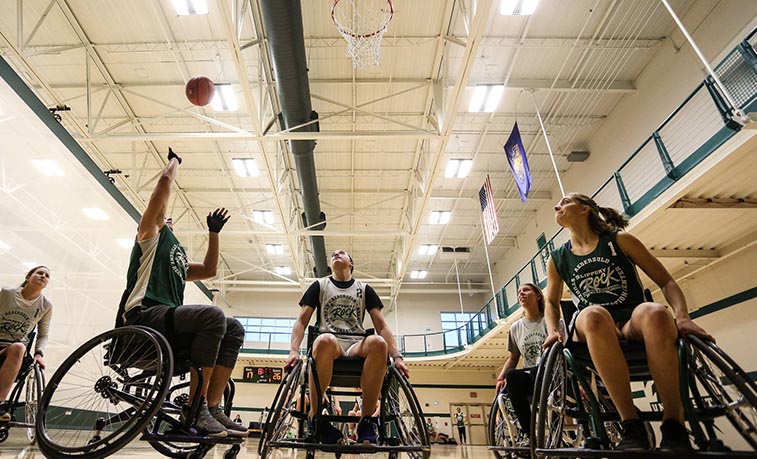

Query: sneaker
[306,418,344,444]
[209,405,248,437]
[0,410,8,423]
[616,419,651,451]
[356,417,379,444]
[660,419,692,452]
[195,402,228,437]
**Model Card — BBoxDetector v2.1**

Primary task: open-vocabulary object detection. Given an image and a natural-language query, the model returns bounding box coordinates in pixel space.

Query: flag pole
[480,212,498,303]
[453,258,465,315]
[530,90,565,197]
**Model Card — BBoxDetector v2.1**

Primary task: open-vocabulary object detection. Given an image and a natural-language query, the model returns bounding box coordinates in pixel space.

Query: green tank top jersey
[551,231,645,313]
[122,225,188,312]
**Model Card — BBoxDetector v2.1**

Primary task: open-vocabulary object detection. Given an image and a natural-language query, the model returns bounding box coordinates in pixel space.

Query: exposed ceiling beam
[669,198,757,209]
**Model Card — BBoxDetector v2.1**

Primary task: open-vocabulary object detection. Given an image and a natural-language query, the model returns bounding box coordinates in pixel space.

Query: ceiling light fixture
[22,262,39,269]
[469,85,505,112]
[82,208,109,221]
[0,240,10,250]
[172,0,209,16]
[211,84,238,112]
[418,244,438,255]
[410,270,428,279]
[116,238,133,249]
[253,210,274,225]
[266,244,284,255]
[500,0,540,15]
[232,158,259,177]
[445,159,473,178]
[429,211,451,225]
[32,159,64,177]
[275,266,292,275]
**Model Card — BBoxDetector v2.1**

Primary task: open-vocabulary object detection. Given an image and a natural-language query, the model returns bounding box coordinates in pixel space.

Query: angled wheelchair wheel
[489,393,516,459]
[261,359,303,459]
[383,366,430,459]
[36,326,173,459]
[25,364,44,445]
[534,342,572,456]
[688,336,757,450]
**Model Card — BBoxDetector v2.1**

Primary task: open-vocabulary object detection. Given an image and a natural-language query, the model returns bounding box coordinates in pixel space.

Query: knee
[201,306,227,332]
[638,303,676,335]
[577,306,614,334]
[364,335,387,355]
[225,318,245,347]
[312,334,340,359]
[4,343,25,360]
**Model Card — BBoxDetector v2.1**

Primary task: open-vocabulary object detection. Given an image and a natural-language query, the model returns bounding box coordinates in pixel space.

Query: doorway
[449,402,490,445]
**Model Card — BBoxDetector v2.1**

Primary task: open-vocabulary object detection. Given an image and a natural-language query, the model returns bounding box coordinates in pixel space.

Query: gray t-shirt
[507,316,548,368]
[0,287,53,353]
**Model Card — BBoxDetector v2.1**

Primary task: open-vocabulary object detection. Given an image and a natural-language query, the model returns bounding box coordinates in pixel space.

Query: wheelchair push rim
[36,326,173,459]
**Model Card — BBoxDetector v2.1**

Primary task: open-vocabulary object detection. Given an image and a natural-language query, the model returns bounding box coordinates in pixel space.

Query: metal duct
[260,0,328,277]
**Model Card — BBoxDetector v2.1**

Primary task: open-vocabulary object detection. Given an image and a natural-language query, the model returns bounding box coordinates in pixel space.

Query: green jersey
[551,231,645,315]
[122,225,188,313]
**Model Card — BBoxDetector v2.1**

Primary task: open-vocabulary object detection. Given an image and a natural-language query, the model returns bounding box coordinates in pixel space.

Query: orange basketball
[186,76,215,106]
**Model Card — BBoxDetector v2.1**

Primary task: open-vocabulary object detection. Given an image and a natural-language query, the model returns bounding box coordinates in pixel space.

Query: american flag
[479,174,499,245]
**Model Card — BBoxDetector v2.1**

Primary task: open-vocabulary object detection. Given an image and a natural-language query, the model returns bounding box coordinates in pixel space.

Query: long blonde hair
[569,193,629,233]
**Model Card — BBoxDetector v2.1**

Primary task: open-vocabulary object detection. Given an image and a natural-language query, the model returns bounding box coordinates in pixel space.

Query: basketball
[185,76,215,106]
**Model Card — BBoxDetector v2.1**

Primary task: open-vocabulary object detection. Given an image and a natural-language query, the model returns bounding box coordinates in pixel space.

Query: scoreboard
[243,366,283,384]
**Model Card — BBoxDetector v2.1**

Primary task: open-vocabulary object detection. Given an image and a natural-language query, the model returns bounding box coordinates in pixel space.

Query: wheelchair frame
[0,333,45,445]
[530,301,757,458]
[489,389,531,459]
[35,325,243,459]
[259,326,430,459]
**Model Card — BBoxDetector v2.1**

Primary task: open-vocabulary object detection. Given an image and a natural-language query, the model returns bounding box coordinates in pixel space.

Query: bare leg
[189,367,214,402]
[575,306,636,420]
[207,365,234,406]
[0,344,25,401]
[351,336,388,417]
[309,334,344,419]
[623,303,684,422]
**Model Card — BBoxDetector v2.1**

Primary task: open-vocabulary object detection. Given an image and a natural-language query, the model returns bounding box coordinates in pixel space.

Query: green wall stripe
[0,55,212,301]
[690,286,757,320]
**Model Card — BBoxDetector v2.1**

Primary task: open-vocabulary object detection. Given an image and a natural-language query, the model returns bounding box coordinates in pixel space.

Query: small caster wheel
[306,450,315,459]
[0,428,8,443]
[224,444,241,459]
[87,435,101,445]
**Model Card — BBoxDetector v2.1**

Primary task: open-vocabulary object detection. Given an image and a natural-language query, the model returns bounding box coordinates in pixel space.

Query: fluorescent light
[410,270,427,279]
[429,211,451,225]
[266,244,284,255]
[418,244,438,255]
[445,159,473,178]
[82,208,109,221]
[116,238,133,249]
[211,84,238,112]
[172,0,208,15]
[484,85,505,112]
[22,262,38,269]
[0,240,10,250]
[253,210,274,225]
[232,158,258,177]
[275,266,292,275]
[500,0,540,15]
[32,159,64,177]
[469,86,488,112]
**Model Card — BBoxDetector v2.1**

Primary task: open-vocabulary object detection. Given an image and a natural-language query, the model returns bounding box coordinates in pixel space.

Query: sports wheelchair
[35,325,243,459]
[0,331,45,445]
[530,299,757,458]
[490,388,531,458]
[259,326,430,459]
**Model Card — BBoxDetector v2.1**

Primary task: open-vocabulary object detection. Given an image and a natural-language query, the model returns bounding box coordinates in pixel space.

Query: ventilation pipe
[260,0,328,277]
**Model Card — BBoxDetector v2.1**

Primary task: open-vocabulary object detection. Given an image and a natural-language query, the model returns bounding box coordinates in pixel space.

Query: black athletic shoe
[615,419,652,451]
[306,418,344,444]
[660,419,692,452]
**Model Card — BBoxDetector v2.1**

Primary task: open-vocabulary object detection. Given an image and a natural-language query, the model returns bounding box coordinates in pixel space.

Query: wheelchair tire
[25,364,43,445]
[488,394,513,459]
[534,341,570,452]
[383,366,429,459]
[688,336,757,450]
[261,359,303,459]
[36,326,173,459]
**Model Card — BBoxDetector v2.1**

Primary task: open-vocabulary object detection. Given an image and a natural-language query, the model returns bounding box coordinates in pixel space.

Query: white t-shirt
[507,316,548,368]
[0,287,53,353]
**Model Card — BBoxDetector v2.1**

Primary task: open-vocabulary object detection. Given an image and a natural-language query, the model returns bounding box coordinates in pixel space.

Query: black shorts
[567,303,640,342]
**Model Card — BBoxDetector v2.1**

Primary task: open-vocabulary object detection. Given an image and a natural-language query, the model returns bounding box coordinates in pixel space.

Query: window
[236,317,297,345]
[440,312,479,348]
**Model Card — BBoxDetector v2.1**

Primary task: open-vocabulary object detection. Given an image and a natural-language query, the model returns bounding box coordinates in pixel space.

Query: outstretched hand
[284,351,300,372]
[394,357,410,378]
[542,331,562,351]
[207,208,230,233]
[677,317,715,343]
[168,147,182,165]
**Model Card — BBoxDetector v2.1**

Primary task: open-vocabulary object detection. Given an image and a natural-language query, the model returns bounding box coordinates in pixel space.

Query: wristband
[392,352,403,359]
[34,350,44,357]
[496,377,504,382]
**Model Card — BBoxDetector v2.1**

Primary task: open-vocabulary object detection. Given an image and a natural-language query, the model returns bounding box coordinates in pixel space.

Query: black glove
[207,208,230,233]
[168,147,182,165]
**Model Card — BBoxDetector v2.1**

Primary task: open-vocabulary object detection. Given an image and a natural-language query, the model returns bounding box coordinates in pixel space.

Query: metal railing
[242,29,757,358]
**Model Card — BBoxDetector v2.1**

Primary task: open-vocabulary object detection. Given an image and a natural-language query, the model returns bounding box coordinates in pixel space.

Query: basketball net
[332,0,394,70]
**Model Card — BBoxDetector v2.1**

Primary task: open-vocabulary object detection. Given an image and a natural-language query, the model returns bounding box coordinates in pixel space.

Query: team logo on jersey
[169,244,189,279]
[571,257,628,306]
[0,310,32,340]
[522,330,546,366]
[323,294,360,333]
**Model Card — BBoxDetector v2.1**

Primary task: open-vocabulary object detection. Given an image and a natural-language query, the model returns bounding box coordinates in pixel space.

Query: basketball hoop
[332,0,394,69]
